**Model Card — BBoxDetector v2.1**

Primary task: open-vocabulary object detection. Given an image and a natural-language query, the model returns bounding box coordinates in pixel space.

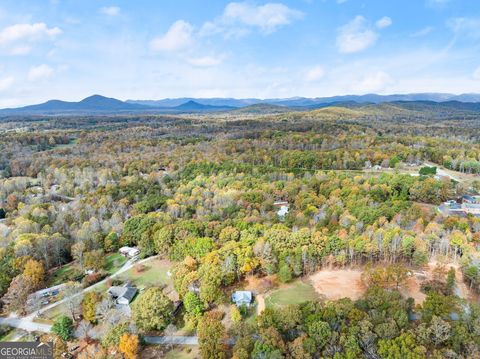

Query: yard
[47,252,126,287]
[141,345,200,359]
[105,253,127,275]
[47,263,79,286]
[117,258,172,289]
[264,280,319,308]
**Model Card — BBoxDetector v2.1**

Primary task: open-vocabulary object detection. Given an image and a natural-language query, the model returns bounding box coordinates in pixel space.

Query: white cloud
[411,26,434,37]
[8,45,31,55]
[201,2,303,36]
[337,0,347,4]
[354,71,393,92]
[473,66,480,80]
[336,16,378,53]
[447,17,480,39]
[0,76,14,92]
[188,55,224,67]
[376,16,392,29]
[306,66,325,82]
[100,6,120,17]
[0,23,61,46]
[150,20,193,52]
[28,64,54,81]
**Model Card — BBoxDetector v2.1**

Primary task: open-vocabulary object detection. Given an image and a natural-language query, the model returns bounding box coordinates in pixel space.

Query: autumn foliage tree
[118,333,140,359]
[82,291,101,323]
[198,311,227,359]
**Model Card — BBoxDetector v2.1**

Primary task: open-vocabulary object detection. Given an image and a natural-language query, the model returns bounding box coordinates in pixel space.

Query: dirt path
[256,294,265,315]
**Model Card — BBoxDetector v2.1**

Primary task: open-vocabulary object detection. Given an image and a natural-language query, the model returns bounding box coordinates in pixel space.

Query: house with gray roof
[108,284,137,306]
[232,291,253,307]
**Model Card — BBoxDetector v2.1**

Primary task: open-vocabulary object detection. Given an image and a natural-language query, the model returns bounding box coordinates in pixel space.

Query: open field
[265,280,319,308]
[309,268,365,301]
[141,345,200,359]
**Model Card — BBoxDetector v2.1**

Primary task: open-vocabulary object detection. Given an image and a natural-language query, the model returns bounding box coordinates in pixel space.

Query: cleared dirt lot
[309,269,365,301]
[308,262,476,305]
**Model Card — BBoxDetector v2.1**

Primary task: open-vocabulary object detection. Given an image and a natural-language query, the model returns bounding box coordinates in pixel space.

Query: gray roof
[232,291,252,304]
[108,285,137,302]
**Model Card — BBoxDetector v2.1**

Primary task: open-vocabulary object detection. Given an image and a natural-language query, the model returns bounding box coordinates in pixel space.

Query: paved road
[0,316,52,333]
[0,255,158,333]
[33,255,158,319]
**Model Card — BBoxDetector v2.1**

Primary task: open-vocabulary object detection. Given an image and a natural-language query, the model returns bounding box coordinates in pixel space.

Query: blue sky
[0,0,479,106]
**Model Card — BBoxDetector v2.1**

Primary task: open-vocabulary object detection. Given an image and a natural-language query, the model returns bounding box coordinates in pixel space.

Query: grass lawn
[48,263,78,286]
[117,258,172,288]
[164,347,200,359]
[105,253,127,275]
[40,303,68,322]
[265,280,319,308]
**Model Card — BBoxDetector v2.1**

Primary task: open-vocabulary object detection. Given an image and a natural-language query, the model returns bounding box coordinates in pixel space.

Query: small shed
[232,291,253,307]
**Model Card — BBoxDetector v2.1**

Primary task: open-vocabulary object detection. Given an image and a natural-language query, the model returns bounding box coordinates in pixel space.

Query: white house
[273,200,289,219]
[119,246,140,258]
[232,291,253,307]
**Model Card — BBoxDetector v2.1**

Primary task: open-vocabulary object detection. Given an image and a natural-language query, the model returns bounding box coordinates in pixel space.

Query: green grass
[265,280,318,308]
[48,264,78,286]
[105,253,127,275]
[164,347,199,359]
[117,259,172,288]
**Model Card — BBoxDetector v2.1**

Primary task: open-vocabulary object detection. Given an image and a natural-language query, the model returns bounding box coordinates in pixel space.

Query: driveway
[0,255,158,334]
[0,315,51,333]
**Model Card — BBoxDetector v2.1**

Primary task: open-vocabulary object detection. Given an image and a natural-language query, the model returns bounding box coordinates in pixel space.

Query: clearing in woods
[309,269,365,301]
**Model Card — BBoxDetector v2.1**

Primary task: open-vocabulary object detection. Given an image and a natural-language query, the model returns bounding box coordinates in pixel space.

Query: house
[273,200,289,219]
[119,246,140,258]
[462,195,480,204]
[232,291,253,307]
[108,284,137,306]
[440,198,480,217]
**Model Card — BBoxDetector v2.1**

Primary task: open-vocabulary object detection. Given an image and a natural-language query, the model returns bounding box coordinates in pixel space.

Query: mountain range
[2,93,480,116]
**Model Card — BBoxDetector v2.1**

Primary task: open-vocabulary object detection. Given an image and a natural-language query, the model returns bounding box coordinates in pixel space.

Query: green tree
[446,267,456,293]
[102,323,130,348]
[378,332,426,359]
[132,287,173,331]
[184,292,203,315]
[84,249,105,271]
[51,315,73,341]
[307,321,331,349]
[278,262,293,283]
[104,232,119,252]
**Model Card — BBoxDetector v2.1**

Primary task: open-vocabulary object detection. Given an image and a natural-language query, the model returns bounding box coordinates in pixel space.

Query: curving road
[0,255,202,345]
[0,256,157,333]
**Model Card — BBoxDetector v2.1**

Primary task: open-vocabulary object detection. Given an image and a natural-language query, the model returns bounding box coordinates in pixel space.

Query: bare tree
[63,282,83,320]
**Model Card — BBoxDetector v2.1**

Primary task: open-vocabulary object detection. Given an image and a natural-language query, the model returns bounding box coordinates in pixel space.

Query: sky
[0,0,479,106]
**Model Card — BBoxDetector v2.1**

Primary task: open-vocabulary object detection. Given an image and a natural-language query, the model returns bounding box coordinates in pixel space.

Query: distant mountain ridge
[0,95,231,115]
[127,93,480,108]
[2,93,480,116]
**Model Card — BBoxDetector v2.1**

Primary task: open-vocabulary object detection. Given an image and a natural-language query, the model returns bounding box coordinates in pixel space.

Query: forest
[0,105,480,358]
